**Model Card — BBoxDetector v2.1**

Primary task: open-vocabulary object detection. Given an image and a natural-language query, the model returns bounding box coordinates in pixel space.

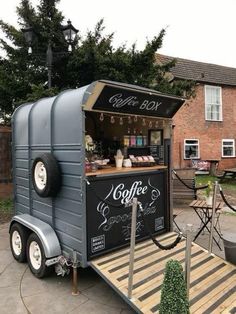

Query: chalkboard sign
[92,86,184,118]
[86,170,168,259]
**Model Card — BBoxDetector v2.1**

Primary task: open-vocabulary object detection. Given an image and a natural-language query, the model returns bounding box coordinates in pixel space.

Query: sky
[1,0,236,68]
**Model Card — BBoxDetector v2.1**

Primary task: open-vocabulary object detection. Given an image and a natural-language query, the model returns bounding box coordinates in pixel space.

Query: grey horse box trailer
[10,80,185,279]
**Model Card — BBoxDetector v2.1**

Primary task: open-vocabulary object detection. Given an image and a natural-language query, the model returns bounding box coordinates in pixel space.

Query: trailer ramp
[89,232,236,313]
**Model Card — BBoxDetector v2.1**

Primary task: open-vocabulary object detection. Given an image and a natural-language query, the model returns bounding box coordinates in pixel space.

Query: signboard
[92,85,184,118]
[86,170,168,259]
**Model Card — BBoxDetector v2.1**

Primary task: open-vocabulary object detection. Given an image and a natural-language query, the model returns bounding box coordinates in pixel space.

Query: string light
[110,116,115,124]
[97,112,165,129]
[99,113,104,121]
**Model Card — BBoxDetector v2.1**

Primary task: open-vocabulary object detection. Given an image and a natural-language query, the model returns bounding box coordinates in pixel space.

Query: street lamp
[22,20,78,88]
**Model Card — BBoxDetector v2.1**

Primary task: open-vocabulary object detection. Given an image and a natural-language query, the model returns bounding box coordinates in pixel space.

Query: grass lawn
[0,198,13,224]
[195,175,236,192]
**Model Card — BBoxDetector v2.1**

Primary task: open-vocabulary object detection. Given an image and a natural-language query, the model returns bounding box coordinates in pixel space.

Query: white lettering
[140,100,162,111]
[109,94,139,108]
[113,181,148,204]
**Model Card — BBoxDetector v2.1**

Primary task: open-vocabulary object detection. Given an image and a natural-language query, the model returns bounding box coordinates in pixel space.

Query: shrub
[159,259,189,314]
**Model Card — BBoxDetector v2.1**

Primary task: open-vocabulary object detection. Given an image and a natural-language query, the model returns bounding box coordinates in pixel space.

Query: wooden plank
[196,285,236,313]
[221,300,236,314]
[90,232,236,314]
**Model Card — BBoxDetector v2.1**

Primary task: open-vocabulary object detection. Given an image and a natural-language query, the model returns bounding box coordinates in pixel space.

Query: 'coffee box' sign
[93,86,184,118]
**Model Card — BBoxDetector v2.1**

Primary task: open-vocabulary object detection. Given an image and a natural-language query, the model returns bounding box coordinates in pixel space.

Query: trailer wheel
[10,223,28,262]
[32,153,61,197]
[26,233,51,278]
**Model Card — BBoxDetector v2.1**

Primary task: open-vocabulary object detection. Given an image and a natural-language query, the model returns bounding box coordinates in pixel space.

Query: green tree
[0,0,195,124]
[159,259,190,314]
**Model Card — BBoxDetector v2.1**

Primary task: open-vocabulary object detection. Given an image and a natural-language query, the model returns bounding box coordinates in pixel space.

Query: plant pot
[205,196,213,206]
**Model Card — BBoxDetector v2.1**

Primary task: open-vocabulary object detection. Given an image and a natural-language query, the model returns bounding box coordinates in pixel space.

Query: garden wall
[0,126,12,199]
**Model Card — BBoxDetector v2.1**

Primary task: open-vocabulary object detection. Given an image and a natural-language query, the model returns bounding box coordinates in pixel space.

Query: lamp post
[22,20,78,89]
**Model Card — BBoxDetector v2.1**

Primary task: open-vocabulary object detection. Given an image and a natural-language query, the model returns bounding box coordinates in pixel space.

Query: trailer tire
[32,153,61,197]
[27,233,52,278]
[10,223,28,263]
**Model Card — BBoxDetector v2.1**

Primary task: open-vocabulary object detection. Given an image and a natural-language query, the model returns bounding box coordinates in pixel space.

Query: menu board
[86,170,168,259]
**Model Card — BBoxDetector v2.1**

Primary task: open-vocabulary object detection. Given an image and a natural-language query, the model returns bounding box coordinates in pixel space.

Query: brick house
[158,54,236,172]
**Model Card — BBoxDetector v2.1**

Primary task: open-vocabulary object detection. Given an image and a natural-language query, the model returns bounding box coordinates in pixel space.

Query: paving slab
[0,223,135,314]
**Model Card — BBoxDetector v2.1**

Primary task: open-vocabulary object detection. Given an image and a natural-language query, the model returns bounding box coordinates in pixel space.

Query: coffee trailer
[10,80,185,299]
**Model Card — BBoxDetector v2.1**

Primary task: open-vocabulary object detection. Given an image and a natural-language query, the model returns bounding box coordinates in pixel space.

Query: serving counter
[86,166,169,259]
[86,165,167,177]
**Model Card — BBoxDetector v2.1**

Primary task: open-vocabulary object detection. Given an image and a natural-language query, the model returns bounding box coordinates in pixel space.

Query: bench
[173,178,197,203]
[217,168,236,183]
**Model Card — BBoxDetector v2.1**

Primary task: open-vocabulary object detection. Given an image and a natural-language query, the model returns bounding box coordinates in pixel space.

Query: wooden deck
[89,232,236,313]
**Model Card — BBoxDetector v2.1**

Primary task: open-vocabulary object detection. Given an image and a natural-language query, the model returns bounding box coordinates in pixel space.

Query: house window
[205,85,222,121]
[222,139,235,157]
[184,139,199,159]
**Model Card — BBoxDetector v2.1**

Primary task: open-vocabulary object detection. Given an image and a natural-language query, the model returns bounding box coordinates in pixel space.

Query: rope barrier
[139,203,182,250]
[219,185,236,212]
[172,170,208,191]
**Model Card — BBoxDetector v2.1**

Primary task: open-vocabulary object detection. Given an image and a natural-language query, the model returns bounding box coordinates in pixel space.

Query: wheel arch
[10,214,61,258]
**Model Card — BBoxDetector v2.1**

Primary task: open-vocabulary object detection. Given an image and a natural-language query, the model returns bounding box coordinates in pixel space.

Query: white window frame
[205,85,223,121]
[184,139,200,159]
[222,139,235,157]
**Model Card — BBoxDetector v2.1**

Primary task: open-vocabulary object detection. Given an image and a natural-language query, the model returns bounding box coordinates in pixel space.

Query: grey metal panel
[53,150,82,163]
[57,186,82,202]
[54,207,83,229]
[30,98,55,145]
[52,89,84,146]
[31,191,53,206]
[31,149,51,159]
[15,203,29,214]
[15,150,28,159]
[12,85,88,265]
[11,214,61,257]
[17,194,29,207]
[62,175,82,189]
[33,209,53,225]
[15,168,28,178]
[55,230,82,252]
[15,159,28,169]
[54,218,82,240]
[54,197,82,215]
[15,177,29,188]
[59,162,83,176]
[15,185,29,198]
[13,104,33,146]
[33,200,53,217]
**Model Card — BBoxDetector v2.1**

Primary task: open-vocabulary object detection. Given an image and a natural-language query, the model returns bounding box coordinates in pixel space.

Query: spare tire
[32,153,61,197]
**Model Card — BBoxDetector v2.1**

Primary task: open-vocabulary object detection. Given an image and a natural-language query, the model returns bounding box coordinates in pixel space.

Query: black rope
[85,179,126,208]
[139,206,182,250]
[172,170,208,191]
[219,185,236,212]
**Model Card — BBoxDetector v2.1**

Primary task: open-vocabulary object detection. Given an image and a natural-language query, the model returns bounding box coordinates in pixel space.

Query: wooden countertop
[86,165,167,177]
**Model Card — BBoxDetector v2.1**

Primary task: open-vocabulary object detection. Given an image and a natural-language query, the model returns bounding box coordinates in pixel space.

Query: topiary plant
[159,259,190,314]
